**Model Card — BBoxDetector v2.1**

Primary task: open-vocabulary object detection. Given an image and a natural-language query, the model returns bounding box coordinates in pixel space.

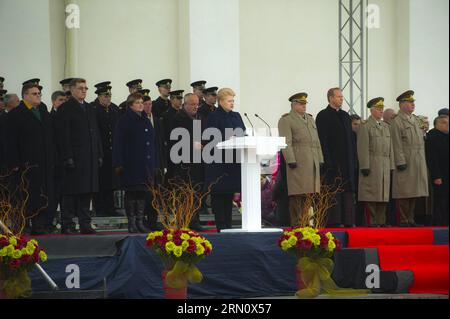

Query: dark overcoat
[57,97,103,195]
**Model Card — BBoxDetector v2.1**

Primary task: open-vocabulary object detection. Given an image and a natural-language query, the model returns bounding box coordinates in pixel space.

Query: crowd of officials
[0,75,448,235]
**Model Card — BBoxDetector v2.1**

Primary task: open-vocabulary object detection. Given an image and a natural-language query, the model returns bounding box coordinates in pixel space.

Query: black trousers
[93,190,115,216]
[326,192,355,227]
[211,193,234,232]
[46,177,63,228]
[433,189,449,226]
[62,193,92,229]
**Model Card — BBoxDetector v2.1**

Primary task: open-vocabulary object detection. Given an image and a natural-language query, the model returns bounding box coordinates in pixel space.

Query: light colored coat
[390,111,429,199]
[357,116,395,202]
[278,110,324,195]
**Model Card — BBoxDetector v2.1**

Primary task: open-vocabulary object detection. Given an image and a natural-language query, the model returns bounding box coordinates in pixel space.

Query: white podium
[217,135,286,232]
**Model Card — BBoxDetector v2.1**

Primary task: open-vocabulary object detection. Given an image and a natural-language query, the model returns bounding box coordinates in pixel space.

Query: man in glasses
[4,83,55,235]
[57,78,103,234]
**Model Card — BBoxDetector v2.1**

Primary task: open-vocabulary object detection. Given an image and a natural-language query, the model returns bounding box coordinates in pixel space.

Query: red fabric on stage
[377,245,449,294]
[344,227,435,247]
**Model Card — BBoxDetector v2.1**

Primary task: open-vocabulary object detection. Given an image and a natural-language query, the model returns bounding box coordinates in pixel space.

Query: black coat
[162,106,179,144]
[198,103,216,124]
[426,128,449,194]
[93,101,121,191]
[112,109,158,189]
[49,108,63,179]
[152,97,170,119]
[4,102,55,211]
[170,108,205,185]
[203,106,246,194]
[145,113,167,184]
[118,100,127,114]
[316,105,356,192]
[57,97,103,195]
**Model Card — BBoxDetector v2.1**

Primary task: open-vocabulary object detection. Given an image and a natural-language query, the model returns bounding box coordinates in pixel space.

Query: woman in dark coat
[113,93,158,233]
[203,88,246,232]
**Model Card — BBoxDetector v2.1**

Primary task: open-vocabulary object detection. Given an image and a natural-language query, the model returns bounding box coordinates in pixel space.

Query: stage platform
[28,227,448,299]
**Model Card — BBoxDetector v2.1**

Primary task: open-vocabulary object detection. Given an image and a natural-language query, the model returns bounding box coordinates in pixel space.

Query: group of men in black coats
[0,76,220,234]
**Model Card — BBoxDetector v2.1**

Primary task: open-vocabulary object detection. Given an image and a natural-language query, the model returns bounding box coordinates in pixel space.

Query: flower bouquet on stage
[0,235,47,299]
[1,169,48,299]
[146,228,212,299]
[278,179,369,298]
[146,176,215,299]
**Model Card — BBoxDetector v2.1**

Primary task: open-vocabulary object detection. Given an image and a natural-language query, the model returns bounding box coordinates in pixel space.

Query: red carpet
[344,227,435,248]
[377,245,449,294]
[328,227,448,295]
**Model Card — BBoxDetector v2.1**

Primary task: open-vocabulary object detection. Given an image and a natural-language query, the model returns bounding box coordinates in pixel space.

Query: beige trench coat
[357,116,395,202]
[390,111,429,198]
[278,110,324,196]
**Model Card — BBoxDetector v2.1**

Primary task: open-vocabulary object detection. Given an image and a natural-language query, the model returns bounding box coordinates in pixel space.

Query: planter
[162,271,187,299]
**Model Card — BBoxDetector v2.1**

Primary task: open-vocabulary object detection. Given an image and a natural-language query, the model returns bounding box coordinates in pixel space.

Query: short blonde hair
[217,88,235,103]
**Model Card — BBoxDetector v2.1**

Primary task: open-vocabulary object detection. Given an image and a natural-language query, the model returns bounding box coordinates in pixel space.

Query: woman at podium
[203,88,246,232]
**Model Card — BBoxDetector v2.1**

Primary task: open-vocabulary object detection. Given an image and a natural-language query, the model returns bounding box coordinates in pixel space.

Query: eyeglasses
[29,92,42,96]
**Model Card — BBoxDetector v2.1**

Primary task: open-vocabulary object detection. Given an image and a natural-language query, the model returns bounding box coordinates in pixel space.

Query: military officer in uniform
[119,79,143,113]
[162,89,184,180]
[390,90,429,226]
[198,86,218,122]
[191,80,207,106]
[60,78,74,97]
[152,79,172,119]
[357,98,395,227]
[278,93,324,226]
[92,84,121,217]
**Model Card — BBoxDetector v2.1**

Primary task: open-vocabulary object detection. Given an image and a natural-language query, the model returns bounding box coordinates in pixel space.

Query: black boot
[125,199,138,233]
[136,199,150,233]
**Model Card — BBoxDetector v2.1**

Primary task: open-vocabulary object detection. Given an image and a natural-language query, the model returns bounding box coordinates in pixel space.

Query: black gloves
[397,164,407,171]
[361,169,370,177]
[64,158,75,169]
[288,163,298,169]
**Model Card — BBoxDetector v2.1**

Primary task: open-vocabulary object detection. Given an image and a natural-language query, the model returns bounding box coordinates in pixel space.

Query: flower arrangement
[0,234,47,298]
[146,228,212,294]
[278,226,341,258]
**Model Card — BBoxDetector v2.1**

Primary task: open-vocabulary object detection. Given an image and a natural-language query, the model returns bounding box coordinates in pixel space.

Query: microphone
[244,113,255,136]
[255,114,272,136]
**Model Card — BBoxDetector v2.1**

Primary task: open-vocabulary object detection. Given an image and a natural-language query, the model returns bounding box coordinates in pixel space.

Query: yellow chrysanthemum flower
[173,246,183,257]
[165,242,175,252]
[12,249,22,259]
[0,247,7,257]
[180,233,190,240]
[39,251,48,262]
[9,237,17,246]
[195,244,205,256]
[181,240,189,251]
[281,240,291,251]
[288,236,298,246]
[167,234,173,241]
[328,240,336,252]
